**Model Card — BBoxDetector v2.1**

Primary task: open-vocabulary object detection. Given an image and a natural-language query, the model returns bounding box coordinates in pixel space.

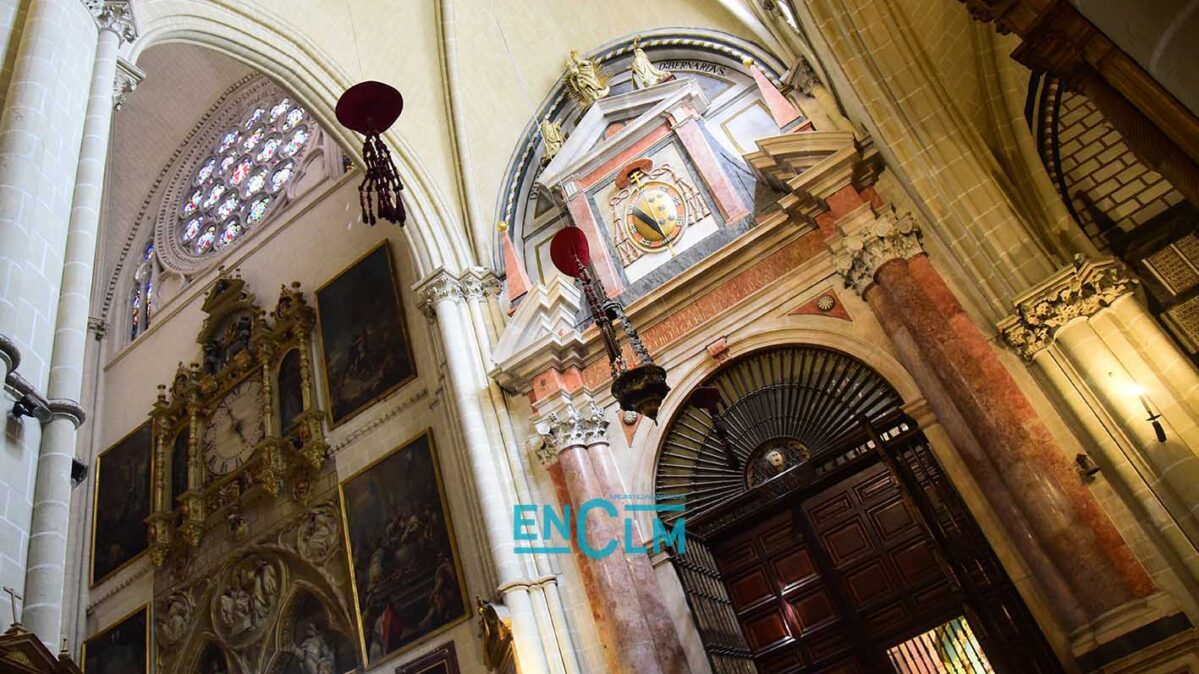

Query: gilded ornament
[630,37,673,90]
[538,117,566,162]
[564,49,610,109]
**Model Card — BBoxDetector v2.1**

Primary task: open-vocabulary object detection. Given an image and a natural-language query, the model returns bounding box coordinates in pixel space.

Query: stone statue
[217,557,279,636]
[286,622,336,674]
[565,49,609,109]
[630,38,672,89]
[297,503,339,562]
[539,117,566,162]
[158,592,192,643]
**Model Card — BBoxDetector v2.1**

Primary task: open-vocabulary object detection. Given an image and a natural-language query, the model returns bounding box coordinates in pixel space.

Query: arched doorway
[655,346,1062,674]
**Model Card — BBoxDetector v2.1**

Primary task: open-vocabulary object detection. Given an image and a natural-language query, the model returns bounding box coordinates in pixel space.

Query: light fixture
[335,81,407,227]
[1113,374,1167,443]
[550,226,670,421]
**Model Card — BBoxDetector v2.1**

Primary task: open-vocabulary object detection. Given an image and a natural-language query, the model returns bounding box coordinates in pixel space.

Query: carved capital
[90,1,137,43]
[538,402,609,453]
[87,316,108,340]
[415,268,465,312]
[461,268,501,302]
[955,0,1018,34]
[999,256,1136,360]
[831,212,923,295]
[113,57,145,111]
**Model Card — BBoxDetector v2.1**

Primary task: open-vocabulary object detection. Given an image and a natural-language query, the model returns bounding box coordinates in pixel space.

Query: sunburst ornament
[335,81,407,227]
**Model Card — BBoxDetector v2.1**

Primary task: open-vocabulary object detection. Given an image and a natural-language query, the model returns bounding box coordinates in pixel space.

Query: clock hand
[630,205,668,239]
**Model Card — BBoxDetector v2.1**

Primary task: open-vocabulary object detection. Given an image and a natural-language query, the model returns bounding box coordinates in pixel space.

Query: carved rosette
[538,402,609,455]
[999,256,1136,360]
[831,212,923,295]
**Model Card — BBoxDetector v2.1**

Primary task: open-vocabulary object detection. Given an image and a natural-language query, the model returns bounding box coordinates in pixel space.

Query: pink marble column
[565,192,624,297]
[865,285,1089,628]
[555,444,664,674]
[674,118,750,223]
[588,442,691,673]
[874,256,1153,616]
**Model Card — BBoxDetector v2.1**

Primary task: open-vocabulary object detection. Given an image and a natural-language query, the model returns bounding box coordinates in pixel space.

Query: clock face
[203,378,265,476]
[623,179,686,252]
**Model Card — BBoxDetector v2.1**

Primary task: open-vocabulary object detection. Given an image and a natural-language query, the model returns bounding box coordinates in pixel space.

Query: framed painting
[91,421,153,584]
[339,432,468,667]
[315,242,415,427]
[82,605,148,673]
[394,642,459,674]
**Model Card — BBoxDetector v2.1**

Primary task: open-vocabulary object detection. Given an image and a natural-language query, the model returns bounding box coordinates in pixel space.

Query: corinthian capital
[113,57,145,110]
[414,269,465,314]
[830,211,923,295]
[90,1,138,43]
[538,402,609,455]
[998,256,1136,360]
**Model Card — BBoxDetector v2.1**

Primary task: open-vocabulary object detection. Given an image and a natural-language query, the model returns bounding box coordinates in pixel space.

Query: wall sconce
[1074,453,1101,483]
[1116,377,1168,443]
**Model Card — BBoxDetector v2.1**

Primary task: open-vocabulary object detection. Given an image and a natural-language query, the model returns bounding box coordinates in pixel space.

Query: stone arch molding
[628,322,922,534]
[122,0,474,279]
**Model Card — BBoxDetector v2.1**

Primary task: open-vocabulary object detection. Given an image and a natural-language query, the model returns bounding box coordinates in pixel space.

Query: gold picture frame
[337,430,469,668]
[313,240,417,429]
[90,421,154,586]
[81,603,150,673]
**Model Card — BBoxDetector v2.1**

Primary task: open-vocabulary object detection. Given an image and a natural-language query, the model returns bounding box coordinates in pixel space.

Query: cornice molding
[998,256,1136,360]
[830,210,923,296]
[0,333,19,373]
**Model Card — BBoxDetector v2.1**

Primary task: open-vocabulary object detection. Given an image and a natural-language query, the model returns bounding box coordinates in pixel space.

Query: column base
[1070,592,1194,671]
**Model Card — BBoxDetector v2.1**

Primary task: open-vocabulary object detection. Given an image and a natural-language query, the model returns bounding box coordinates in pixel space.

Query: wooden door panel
[729,567,777,611]
[788,588,838,634]
[743,610,792,651]
[773,547,817,589]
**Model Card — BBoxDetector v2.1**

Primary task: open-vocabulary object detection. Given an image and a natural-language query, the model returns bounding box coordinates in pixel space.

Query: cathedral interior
[0,0,1198,673]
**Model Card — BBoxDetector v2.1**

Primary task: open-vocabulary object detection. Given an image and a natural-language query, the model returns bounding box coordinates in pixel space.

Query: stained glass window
[173,93,313,257]
[129,242,158,340]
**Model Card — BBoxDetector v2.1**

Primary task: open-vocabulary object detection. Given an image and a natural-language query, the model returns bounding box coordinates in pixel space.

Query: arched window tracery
[129,241,159,340]
[175,95,313,257]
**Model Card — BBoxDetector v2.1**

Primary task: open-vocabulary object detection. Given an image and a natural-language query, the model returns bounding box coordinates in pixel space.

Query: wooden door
[713,462,956,673]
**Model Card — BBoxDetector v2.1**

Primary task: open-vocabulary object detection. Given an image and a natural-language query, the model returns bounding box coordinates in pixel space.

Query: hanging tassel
[358,133,406,226]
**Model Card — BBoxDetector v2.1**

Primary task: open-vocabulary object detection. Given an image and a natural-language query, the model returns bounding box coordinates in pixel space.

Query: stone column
[999,258,1199,593]
[541,404,663,674]
[833,213,1153,621]
[21,2,134,645]
[587,433,690,674]
[417,271,551,674]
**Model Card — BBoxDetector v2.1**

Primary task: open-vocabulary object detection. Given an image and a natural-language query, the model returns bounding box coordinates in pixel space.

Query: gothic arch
[127,0,473,278]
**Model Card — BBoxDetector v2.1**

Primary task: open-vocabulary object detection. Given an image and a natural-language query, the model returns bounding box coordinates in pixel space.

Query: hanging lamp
[550,226,671,421]
[335,81,407,226]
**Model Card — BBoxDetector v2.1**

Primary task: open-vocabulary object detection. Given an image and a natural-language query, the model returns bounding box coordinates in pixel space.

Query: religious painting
[315,243,415,427]
[394,642,460,674]
[92,422,153,584]
[278,348,305,434]
[276,593,359,674]
[339,432,467,666]
[82,606,147,674]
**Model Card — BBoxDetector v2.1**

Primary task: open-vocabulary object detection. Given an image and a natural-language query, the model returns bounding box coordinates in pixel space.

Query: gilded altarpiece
[145,271,360,674]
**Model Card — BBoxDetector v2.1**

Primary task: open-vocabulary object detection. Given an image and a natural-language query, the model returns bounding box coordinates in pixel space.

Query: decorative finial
[497,220,508,232]
[3,586,22,629]
[742,56,755,68]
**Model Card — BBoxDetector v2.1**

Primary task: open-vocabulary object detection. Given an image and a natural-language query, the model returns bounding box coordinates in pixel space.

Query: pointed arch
[126,0,474,279]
